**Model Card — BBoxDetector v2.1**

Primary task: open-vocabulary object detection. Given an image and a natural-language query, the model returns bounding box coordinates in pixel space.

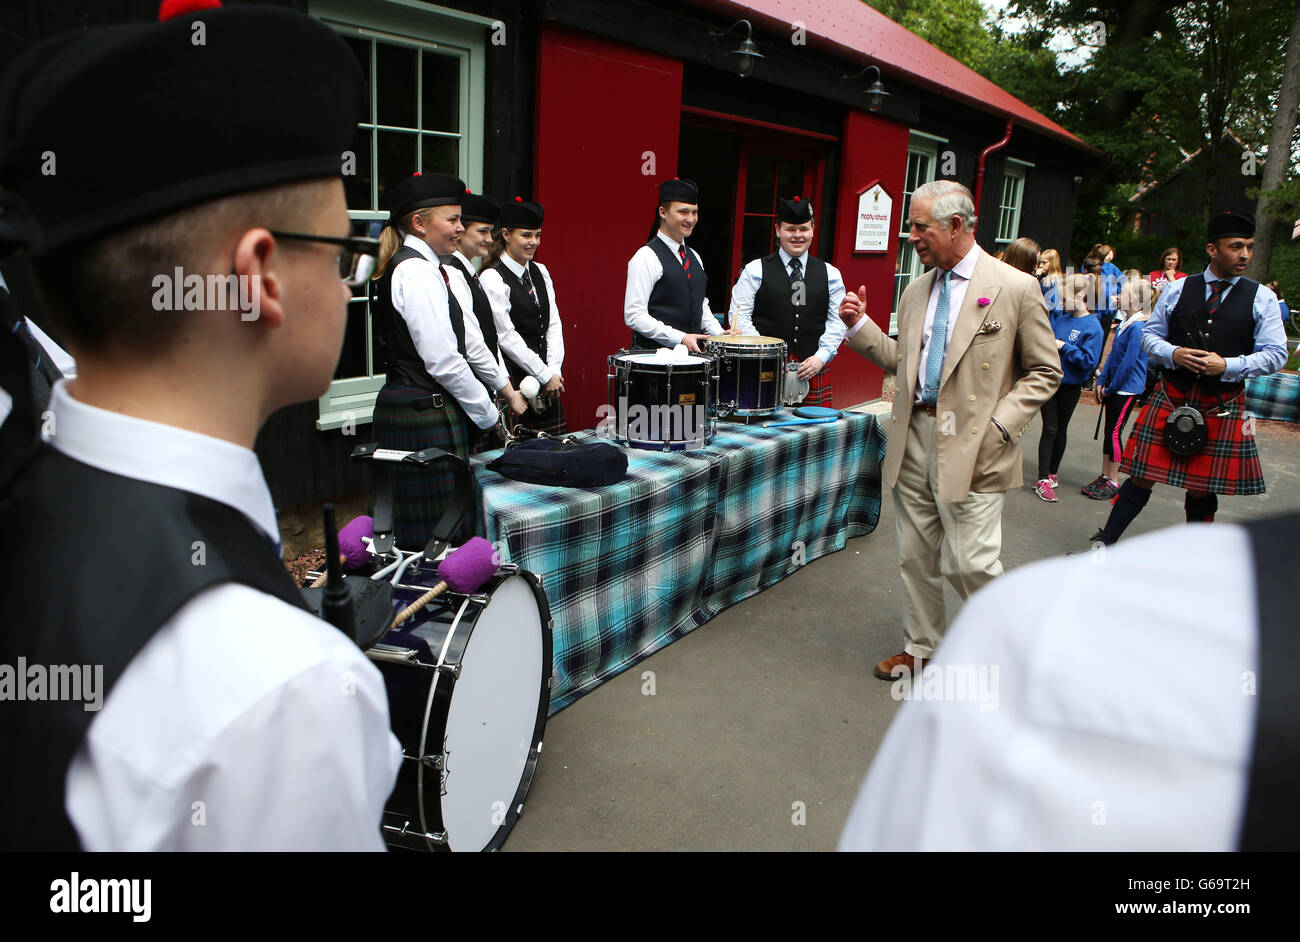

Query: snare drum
[607,351,716,450]
[705,335,787,417]
[371,564,553,852]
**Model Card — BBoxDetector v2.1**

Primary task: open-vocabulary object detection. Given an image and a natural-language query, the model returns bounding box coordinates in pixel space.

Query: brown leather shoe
[874,651,927,681]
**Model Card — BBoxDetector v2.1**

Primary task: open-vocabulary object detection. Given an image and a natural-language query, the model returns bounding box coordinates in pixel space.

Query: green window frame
[310,0,490,430]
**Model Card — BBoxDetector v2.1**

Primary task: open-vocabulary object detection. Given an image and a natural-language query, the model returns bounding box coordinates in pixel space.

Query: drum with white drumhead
[607,350,716,450]
[704,335,787,417]
[370,563,552,852]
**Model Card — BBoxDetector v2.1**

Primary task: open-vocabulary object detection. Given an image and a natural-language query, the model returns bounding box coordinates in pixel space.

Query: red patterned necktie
[522,266,537,303]
[679,246,691,280]
[1207,280,1226,317]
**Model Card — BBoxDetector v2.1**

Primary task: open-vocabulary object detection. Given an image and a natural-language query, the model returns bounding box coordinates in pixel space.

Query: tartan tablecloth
[1245,372,1300,423]
[473,411,887,713]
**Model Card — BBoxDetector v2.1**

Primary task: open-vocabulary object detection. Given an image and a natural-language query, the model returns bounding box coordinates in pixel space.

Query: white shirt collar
[943,243,981,281]
[656,230,684,253]
[402,232,438,264]
[45,380,280,546]
[452,249,475,272]
[778,246,809,267]
[1202,265,1240,287]
[499,253,529,278]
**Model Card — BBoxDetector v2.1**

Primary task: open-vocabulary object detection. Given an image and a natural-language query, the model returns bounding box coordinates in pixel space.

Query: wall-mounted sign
[854,182,892,253]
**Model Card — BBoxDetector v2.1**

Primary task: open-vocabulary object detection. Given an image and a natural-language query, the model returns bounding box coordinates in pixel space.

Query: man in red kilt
[1088,212,1288,545]
[728,197,848,408]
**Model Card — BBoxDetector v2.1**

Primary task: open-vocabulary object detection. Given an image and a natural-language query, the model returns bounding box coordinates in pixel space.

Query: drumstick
[390,536,500,628]
[308,514,375,586]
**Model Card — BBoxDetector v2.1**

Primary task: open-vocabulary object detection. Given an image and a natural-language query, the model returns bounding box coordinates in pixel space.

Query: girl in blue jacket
[1035,272,1104,502]
[1082,276,1153,500]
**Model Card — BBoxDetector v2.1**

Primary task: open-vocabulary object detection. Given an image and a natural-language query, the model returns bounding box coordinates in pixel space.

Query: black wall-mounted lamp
[710,19,764,78]
[845,65,890,112]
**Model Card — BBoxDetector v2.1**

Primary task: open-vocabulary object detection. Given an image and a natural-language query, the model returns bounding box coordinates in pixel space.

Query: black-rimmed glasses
[269,231,380,286]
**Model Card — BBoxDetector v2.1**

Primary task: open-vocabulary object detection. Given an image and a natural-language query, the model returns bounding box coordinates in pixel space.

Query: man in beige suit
[839,180,1061,680]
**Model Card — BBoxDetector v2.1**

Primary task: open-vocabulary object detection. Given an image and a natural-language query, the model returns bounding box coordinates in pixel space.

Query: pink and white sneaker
[1048,473,1059,488]
[1034,478,1058,502]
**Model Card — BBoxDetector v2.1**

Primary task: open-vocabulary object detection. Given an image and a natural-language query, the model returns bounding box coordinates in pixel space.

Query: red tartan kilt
[1120,380,1264,495]
[787,355,833,408]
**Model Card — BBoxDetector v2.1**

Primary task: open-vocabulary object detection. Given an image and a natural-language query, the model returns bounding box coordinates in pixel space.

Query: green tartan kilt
[371,384,475,549]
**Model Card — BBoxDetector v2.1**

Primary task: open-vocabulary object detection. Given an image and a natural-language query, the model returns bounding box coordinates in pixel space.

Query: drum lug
[500,562,520,575]
[438,662,462,679]
[382,821,447,846]
[468,593,490,606]
[421,753,445,771]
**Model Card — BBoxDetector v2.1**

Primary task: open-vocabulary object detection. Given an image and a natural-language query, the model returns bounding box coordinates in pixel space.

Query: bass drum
[370,565,553,851]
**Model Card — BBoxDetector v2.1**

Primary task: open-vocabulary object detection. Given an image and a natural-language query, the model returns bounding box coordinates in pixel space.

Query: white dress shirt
[478,254,565,385]
[390,234,499,430]
[1141,266,1287,383]
[912,243,981,404]
[729,246,848,365]
[49,381,402,850]
[624,230,726,346]
[840,523,1256,851]
[443,255,510,394]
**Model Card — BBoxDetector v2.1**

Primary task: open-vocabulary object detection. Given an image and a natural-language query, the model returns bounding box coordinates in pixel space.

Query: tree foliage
[866,0,1300,260]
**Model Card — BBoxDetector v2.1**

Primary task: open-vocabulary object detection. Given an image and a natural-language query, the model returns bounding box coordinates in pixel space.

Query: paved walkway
[504,398,1300,851]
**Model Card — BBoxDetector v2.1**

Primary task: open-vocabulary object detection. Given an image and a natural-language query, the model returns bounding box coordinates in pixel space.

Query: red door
[534,25,683,433]
[730,140,823,280]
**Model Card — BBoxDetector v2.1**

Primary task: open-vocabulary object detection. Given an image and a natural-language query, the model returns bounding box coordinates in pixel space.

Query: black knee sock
[1099,480,1151,544]
[1185,492,1218,523]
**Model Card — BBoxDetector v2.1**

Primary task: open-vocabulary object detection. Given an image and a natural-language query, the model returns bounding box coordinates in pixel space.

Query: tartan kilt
[788,355,833,408]
[1120,380,1265,495]
[504,359,568,436]
[371,384,475,549]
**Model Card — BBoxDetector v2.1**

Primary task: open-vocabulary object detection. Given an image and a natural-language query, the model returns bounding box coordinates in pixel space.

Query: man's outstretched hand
[839,284,867,330]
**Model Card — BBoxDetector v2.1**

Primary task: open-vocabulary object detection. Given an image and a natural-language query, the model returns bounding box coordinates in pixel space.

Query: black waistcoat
[636,237,708,349]
[1239,511,1300,849]
[374,245,467,393]
[753,253,831,360]
[490,259,550,369]
[0,446,313,850]
[1164,273,1258,392]
[440,253,499,360]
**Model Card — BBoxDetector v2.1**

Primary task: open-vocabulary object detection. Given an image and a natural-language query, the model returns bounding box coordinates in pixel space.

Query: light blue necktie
[922,271,952,406]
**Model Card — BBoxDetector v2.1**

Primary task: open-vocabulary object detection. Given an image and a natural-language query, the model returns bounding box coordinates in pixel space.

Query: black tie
[522,266,537,304]
[789,257,803,283]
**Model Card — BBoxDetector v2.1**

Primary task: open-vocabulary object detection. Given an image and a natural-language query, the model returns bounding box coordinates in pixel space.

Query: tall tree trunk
[1248,0,1300,280]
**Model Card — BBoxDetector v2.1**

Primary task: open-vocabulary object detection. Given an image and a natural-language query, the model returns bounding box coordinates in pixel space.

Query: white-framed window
[995,159,1033,245]
[310,0,490,430]
[893,132,946,335]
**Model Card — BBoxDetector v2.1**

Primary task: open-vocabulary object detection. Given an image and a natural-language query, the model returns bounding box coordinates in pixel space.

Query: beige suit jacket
[847,248,1062,502]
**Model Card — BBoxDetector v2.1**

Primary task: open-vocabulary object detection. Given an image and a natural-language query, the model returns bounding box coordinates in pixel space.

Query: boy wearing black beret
[0,1,400,850]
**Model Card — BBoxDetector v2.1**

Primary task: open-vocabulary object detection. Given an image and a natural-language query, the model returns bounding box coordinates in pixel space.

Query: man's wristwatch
[990,417,1010,443]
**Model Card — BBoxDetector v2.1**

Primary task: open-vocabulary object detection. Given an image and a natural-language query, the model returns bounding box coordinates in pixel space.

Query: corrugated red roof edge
[688,0,1100,155]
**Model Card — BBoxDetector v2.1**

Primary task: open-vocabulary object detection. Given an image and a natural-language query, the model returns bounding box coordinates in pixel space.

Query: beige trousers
[892,409,1005,658]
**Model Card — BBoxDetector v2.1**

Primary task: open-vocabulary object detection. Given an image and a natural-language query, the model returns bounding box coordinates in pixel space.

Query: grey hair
[912,180,977,231]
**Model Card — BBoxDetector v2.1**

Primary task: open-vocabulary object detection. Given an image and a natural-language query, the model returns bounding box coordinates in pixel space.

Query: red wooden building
[1,0,1099,512]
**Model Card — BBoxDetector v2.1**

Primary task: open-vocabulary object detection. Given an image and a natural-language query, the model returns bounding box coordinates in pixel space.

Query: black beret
[498,197,543,229]
[0,1,364,253]
[777,196,813,224]
[658,178,699,204]
[1207,211,1255,241]
[460,191,500,225]
[386,173,466,222]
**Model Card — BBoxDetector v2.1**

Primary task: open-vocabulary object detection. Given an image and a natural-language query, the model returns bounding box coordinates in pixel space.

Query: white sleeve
[67,585,402,851]
[819,263,849,364]
[729,259,763,335]
[445,265,508,393]
[536,263,565,374]
[480,267,553,385]
[392,259,499,430]
[697,252,724,335]
[624,246,685,347]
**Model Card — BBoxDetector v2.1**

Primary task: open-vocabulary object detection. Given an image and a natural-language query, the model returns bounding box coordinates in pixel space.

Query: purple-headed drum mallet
[338,514,374,570]
[390,536,500,627]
